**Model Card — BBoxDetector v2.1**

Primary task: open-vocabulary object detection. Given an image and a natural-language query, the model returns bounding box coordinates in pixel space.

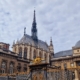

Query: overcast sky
[0,0,80,53]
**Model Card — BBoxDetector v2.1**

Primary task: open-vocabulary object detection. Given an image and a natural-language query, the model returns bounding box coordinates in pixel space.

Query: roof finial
[50,37,53,46]
[33,9,36,23]
[24,27,26,35]
[16,39,19,44]
[13,40,15,45]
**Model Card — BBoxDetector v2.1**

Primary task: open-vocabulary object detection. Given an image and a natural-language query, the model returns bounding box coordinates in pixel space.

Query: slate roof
[54,49,73,58]
[75,40,80,48]
[18,34,49,51]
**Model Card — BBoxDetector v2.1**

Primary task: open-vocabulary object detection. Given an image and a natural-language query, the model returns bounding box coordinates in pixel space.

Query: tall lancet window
[45,53,47,62]
[39,52,42,58]
[24,47,27,59]
[9,62,14,74]
[19,47,22,58]
[30,47,32,59]
[33,50,36,59]
[1,61,6,73]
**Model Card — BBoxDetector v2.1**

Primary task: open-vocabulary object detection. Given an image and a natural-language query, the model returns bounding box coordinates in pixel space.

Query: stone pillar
[27,46,30,59]
[16,45,19,54]
[74,61,79,80]
[37,48,39,57]
[43,51,45,59]
[14,62,17,73]
[47,53,49,63]
[42,50,45,59]
[7,61,10,73]
[31,47,34,60]
[75,69,79,80]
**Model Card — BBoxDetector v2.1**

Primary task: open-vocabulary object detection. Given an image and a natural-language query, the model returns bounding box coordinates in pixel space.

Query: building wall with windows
[1,10,80,80]
[0,45,29,74]
[51,40,80,80]
[0,10,53,75]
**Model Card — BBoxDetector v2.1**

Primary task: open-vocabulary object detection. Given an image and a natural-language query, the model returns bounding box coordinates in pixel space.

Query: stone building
[0,10,80,80]
[50,40,80,80]
[0,10,53,75]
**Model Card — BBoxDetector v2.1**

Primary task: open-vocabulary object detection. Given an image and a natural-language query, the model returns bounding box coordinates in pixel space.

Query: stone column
[74,61,79,80]
[43,51,45,59]
[31,47,34,60]
[7,60,10,73]
[75,69,79,80]
[27,46,30,59]
[47,53,49,63]
[37,48,39,57]
[16,45,19,54]
[42,50,44,59]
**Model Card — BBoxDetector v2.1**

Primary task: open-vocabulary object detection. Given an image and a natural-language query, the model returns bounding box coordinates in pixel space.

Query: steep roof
[54,49,73,58]
[18,34,49,51]
[75,40,80,48]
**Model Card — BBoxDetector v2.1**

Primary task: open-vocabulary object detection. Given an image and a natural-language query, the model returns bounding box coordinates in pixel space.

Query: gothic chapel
[0,10,54,74]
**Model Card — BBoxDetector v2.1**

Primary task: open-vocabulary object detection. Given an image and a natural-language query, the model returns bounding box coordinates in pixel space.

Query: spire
[49,37,54,56]
[50,37,53,46]
[24,27,26,35]
[31,10,38,41]
[16,39,19,44]
[13,40,15,45]
[33,10,36,23]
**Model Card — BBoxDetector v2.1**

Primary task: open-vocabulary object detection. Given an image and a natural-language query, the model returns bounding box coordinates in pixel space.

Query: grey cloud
[0,0,80,52]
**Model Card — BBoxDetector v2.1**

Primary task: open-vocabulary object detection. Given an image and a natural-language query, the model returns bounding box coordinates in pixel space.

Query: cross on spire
[33,10,36,23]
[24,27,26,35]
[50,37,53,46]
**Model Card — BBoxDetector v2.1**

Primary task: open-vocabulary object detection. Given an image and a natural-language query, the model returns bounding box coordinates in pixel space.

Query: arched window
[9,62,14,74]
[1,61,6,73]
[39,52,42,58]
[23,64,27,72]
[19,47,22,58]
[15,47,16,52]
[45,53,47,62]
[30,48,32,59]
[24,47,27,59]
[33,50,36,59]
[17,63,21,72]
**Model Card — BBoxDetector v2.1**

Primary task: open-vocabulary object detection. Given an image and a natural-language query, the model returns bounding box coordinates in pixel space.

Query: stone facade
[51,42,80,80]
[0,10,53,76]
[0,10,80,80]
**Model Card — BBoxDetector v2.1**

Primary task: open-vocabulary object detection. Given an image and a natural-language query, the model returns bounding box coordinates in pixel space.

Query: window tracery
[23,64,27,72]
[24,47,27,59]
[45,53,47,62]
[9,62,14,74]
[30,47,32,59]
[19,47,22,58]
[1,61,6,73]
[17,63,21,72]
[33,50,36,59]
[39,52,42,58]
